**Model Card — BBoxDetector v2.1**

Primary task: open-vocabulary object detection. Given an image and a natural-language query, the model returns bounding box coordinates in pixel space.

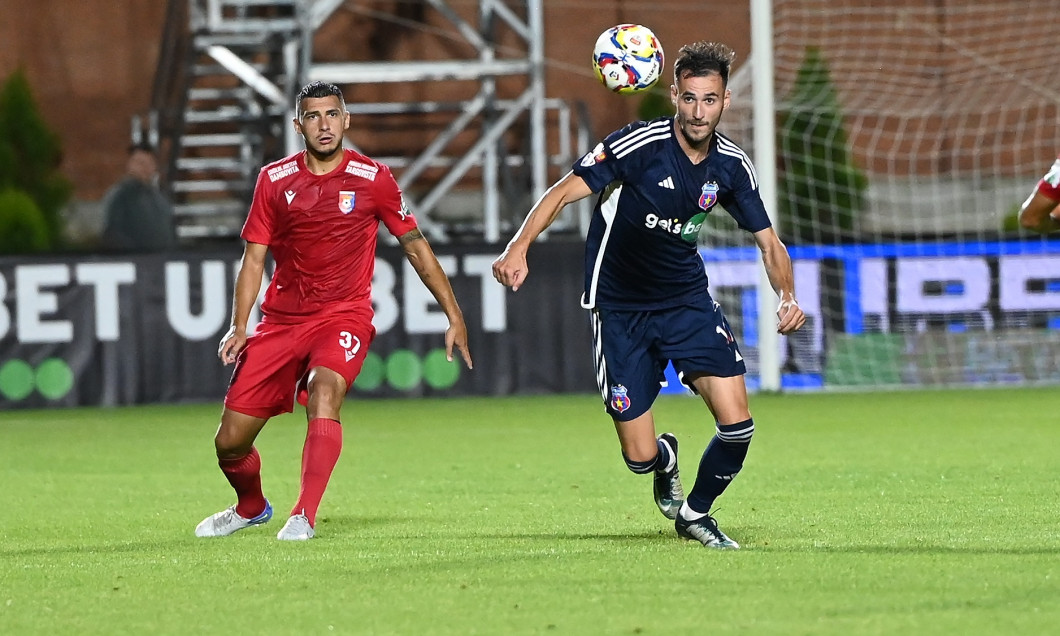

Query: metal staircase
[152,0,302,240]
[148,0,593,243]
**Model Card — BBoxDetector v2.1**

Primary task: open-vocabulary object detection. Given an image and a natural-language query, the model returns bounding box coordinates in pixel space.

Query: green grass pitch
[1,387,1059,634]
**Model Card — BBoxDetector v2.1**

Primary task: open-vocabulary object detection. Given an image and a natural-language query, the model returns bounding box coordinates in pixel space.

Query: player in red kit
[195,81,473,541]
[1019,154,1060,234]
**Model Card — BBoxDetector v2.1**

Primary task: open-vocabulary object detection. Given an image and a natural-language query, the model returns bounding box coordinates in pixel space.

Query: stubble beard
[679,119,715,150]
[306,137,342,161]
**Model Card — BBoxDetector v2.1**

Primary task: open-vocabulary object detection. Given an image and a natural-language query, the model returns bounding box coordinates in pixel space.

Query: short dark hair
[295,81,346,118]
[673,42,736,87]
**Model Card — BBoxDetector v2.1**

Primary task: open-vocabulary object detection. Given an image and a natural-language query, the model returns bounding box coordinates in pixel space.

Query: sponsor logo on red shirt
[346,160,379,181]
[267,161,299,182]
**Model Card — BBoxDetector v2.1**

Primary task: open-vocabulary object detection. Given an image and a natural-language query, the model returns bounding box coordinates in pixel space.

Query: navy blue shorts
[590,295,746,421]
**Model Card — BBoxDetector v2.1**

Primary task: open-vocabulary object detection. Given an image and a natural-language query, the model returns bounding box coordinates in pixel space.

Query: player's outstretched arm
[492,172,593,291]
[399,228,473,370]
[219,241,268,364]
[1018,190,1060,234]
[752,227,805,335]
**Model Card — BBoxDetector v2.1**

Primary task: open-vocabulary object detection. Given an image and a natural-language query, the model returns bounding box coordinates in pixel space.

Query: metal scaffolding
[154,0,591,242]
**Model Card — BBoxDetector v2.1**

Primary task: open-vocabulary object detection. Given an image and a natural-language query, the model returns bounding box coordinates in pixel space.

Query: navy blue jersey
[572,117,771,310]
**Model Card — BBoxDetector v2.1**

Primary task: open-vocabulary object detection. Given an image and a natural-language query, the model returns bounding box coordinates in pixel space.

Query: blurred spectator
[100,143,176,251]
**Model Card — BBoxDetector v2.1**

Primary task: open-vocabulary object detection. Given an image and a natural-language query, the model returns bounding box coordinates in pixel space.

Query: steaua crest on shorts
[610,384,631,413]
[698,182,719,210]
[338,191,356,214]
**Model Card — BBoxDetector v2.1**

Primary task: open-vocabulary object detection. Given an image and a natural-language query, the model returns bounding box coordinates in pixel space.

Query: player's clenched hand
[776,299,805,335]
[445,320,473,370]
[217,325,248,365]
[492,246,529,291]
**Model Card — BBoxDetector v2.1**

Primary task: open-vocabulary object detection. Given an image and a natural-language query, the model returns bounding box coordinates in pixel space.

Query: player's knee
[214,427,252,459]
[309,385,344,408]
[214,440,251,460]
[306,371,347,409]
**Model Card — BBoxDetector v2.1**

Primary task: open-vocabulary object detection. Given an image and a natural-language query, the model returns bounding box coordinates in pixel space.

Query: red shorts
[224,311,376,419]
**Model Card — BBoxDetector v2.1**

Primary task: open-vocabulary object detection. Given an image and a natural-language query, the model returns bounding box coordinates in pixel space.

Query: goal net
[706,0,1060,390]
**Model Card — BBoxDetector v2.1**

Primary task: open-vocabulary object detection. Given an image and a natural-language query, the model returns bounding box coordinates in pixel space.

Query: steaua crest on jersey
[338,191,356,214]
[610,384,631,413]
[698,182,720,210]
[580,142,608,167]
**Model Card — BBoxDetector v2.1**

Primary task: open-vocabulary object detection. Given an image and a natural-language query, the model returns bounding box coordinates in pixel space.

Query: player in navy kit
[494,41,804,548]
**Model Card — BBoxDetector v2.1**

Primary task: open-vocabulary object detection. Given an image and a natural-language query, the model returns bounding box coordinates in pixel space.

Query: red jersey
[242,148,417,324]
[1036,154,1060,201]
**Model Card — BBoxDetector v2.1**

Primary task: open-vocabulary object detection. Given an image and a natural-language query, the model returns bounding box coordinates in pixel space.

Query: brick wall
[0,0,749,201]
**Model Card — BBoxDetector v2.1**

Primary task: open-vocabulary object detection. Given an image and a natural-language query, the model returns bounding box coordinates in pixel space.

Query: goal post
[751,0,780,392]
[724,0,1060,391]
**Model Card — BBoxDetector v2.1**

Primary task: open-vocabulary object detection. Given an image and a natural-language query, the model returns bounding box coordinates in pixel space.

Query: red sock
[219,447,268,519]
[292,418,343,526]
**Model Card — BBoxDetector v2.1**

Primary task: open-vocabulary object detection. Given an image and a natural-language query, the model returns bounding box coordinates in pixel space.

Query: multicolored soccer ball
[591,24,664,94]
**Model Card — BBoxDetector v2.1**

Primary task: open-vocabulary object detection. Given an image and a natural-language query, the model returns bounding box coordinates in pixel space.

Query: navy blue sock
[685,418,754,514]
[623,452,657,474]
[622,437,674,474]
[654,435,675,473]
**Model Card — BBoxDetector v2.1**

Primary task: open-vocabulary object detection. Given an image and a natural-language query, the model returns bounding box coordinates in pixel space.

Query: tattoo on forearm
[399,228,425,244]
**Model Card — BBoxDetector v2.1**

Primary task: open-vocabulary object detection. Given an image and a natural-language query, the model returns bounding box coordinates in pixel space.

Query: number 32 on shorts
[715,325,744,362]
[339,331,361,362]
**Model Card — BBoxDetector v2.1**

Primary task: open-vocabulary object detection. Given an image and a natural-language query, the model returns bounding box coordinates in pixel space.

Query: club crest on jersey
[698,182,719,210]
[338,191,356,214]
[610,384,631,413]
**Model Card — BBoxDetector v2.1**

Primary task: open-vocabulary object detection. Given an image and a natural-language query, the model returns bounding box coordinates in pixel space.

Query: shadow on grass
[779,544,1060,555]
[735,526,1060,554]
[320,515,676,544]
[472,531,669,543]
[2,539,191,558]
[1,516,403,558]
[314,514,399,530]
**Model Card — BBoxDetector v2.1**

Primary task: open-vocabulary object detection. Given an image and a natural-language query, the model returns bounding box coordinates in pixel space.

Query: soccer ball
[591,24,664,94]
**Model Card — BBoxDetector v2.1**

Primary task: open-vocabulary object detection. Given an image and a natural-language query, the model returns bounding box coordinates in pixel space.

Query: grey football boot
[653,433,684,520]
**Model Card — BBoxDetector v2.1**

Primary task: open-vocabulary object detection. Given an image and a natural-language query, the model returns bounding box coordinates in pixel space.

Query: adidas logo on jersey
[658,176,675,189]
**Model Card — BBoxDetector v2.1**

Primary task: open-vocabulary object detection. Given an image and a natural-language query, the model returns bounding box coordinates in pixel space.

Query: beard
[306,137,342,159]
[678,119,717,146]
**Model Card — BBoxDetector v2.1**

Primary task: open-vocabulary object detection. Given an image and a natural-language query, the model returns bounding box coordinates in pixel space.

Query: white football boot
[276,512,315,541]
[194,500,273,537]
